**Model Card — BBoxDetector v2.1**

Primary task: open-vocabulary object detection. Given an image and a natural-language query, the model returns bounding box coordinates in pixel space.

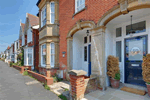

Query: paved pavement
[83,85,150,100]
[0,61,59,100]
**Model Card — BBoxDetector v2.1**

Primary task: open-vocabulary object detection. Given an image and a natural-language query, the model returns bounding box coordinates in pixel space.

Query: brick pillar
[68,70,87,100]
[46,69,51,77]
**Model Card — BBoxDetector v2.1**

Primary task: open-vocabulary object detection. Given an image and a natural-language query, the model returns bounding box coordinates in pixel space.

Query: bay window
[28,48,33,65]
[41,6,46,27]
[50,2,55,24]
[75,0,85,13]
[24,48,33,66]
[27,29,32,43]
[50,42,55,67]
[41,44,46,66]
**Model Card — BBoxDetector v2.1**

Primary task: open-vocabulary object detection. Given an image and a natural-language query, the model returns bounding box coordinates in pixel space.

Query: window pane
[51,13,55,24]
[84,46,87,61]
[89,35,91,42]
[51,49,54,54]
[84,37,87,44]
[116,27,122,37]
[51,43,54,49]
[116,41,122,62]
[43,55,46,65]
[28,54,32,65]
[42,44,46,55]
[126,21,146,35]
[28,48,32,53]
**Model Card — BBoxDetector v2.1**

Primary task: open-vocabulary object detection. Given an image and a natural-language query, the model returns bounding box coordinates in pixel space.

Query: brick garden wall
[39,67,57,77]
[59,0,118,70]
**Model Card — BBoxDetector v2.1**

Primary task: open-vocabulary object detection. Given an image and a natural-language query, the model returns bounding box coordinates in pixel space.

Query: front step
[120,83,148,92]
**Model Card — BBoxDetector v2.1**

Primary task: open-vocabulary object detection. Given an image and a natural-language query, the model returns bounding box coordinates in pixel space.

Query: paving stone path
[0,61,59,100]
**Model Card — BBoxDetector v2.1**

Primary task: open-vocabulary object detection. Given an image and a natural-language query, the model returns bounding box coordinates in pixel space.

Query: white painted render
[105,8,150,86]
[73,28,91,76]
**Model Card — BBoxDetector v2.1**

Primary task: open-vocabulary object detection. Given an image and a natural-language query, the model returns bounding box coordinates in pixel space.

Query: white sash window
[24,48,33,66]
[41,44,46,67]
[50,2,55,24]
[75,0,85,13]
[41,6,46,27]
[27,29,32,43]
[50,42,55,67]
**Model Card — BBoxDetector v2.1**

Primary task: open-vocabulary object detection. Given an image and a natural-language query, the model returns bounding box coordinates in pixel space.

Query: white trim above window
[75,0,85,13]
[50,2,55,24]
[41,6,46,27]
[41,44,46,67]
[50,42,55,67]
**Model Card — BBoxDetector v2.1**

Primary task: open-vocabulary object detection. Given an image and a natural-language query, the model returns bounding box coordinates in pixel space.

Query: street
[0,61,59,100]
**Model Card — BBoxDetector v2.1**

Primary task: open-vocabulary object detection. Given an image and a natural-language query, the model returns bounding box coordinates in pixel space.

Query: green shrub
[147,82,150,84]
[58,95,67,100]
[10,62,13,67]
[114,72,120,80]
[23,71,28,75]
[44,84,50,90]
[52,74,62,83]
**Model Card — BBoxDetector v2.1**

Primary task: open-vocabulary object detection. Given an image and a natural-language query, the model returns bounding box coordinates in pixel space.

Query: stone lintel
[68,70,87,76]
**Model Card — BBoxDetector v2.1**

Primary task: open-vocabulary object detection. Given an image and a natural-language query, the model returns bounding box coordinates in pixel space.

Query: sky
[0,0,39,53]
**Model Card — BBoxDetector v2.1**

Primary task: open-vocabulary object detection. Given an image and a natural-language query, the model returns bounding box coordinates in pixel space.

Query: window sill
[72,6,87,18]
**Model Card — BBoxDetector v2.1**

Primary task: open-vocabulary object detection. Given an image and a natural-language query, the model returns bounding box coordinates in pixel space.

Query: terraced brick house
[36,0,59,77]
[22,13,39,70]
[14,39,21,63]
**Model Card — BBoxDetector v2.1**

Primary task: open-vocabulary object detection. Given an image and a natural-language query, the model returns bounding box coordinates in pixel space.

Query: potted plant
[142,54,150,96]
[107,55,120,88]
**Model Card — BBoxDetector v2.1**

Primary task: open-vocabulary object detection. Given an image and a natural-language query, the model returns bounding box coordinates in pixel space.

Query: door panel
[125,35,147,86]
[88,44,91,76]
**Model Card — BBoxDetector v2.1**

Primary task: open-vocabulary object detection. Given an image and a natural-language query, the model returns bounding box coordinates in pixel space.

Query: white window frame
[50,2,55,24]
[41,6,46,27]
[24,48,33,66]
[27,48,33,65]
[22,35,25,46]
[41,44,46,67]
[75,0,85,13]
[50,42,55,67]
[27,28,32,43]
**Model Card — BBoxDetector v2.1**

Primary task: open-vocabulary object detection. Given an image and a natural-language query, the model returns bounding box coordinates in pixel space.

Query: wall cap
[68,70,87,76]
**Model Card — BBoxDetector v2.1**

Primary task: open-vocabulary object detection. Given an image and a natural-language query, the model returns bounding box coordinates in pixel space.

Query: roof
[36,0,41,6]
[21,23,25,32]
[7,46,10,50]
[27,13,39,26]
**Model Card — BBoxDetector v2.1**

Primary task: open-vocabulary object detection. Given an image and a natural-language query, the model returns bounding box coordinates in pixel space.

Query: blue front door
[125,35,147,86]
[88,44,91,76]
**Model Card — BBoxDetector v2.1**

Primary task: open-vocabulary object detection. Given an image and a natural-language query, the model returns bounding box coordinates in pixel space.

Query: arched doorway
[67,21,95,76]
[95,0,150,87]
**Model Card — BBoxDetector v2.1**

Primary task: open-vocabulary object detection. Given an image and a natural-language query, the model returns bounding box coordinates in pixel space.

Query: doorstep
[83,85,150,100]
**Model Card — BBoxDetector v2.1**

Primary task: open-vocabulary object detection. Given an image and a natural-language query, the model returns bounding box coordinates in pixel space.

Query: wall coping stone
[68,70,87,76]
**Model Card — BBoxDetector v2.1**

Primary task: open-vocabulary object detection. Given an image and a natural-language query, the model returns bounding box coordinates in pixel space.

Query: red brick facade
[59,0,118,70]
